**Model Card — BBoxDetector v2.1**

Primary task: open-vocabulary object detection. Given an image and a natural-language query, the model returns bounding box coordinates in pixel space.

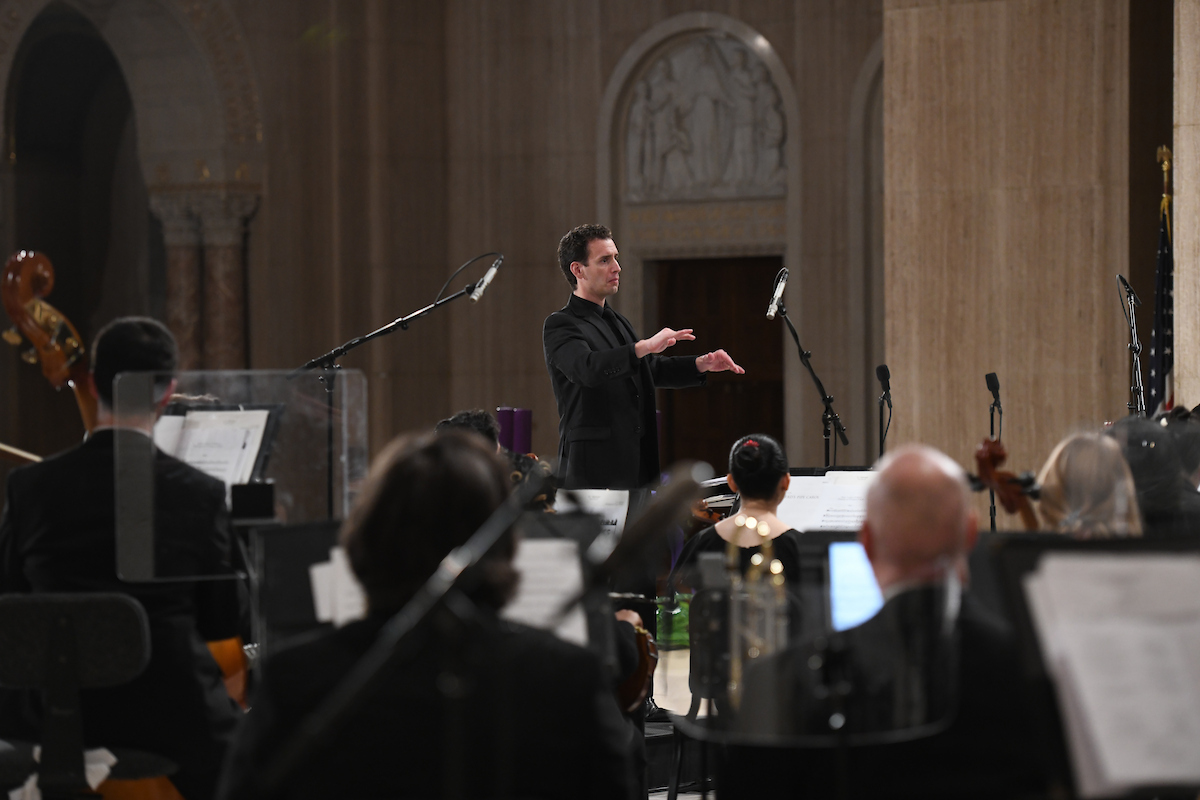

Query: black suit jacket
[216,612,636,800]
[543,295,703,489]
[0,429,244,800]
[727,589,1049,799]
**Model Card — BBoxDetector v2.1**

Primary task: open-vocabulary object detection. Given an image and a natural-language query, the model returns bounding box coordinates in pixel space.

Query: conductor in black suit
[544,224,744,489]
[729,444,1048,798]
[0,317,244,800]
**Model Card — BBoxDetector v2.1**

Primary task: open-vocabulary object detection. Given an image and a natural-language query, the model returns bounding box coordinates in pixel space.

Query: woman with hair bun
[672,433,802,583]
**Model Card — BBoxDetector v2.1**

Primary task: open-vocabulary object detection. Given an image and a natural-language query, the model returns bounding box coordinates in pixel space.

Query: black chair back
[0,594,150,796]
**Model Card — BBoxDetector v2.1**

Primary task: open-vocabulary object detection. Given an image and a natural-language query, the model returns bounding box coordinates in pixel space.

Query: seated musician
[670,434,802,586]
[435,407,502,450]
[1108,416,1200,540]
[1036,432,1142,537]
[0,317,244,800]
[216,431,636,800]
[729,444,1047,799]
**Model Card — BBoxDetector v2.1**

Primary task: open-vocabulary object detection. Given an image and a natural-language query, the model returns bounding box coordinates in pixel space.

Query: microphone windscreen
[875,364,890,384]
[985,373,1000,394]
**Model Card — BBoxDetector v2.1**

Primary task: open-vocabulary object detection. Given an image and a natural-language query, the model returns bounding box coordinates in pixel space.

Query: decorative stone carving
[193,191,258,248]
[148,193,199,247]
[626,34,786,202]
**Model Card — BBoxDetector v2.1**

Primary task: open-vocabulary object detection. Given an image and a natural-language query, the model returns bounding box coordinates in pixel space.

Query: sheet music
[501,539,588,646]
[553,489,630,563]
[1024,553,1200,796]
[775,475,827,532]
[152,415,185,456]
[153,409,269,488]
[776,473,876,532]
[308,546,367,627]
[179,410,269,486]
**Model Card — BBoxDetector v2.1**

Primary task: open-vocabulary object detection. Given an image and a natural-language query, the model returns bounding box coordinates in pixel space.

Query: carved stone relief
[625,33,786,202]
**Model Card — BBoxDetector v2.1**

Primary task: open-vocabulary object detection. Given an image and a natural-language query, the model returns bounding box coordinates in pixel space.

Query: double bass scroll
[1,250,97,432]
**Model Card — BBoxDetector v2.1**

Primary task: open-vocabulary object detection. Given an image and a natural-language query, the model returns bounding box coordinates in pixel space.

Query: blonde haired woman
[1037,433,1142,537]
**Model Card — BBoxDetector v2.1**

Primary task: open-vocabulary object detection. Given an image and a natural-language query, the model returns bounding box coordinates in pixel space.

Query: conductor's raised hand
[635,327,695,358]
[696,349,745,375]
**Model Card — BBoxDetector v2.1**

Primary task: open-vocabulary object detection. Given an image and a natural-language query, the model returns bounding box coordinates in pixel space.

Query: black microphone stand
[291,254,499,519]
[877,380,891,460]
[1118,276,1146,417]
[775,301,848,467]
[988,397,1002,532]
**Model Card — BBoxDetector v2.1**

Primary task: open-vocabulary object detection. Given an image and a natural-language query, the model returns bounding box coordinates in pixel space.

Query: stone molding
[193,191,258,248]
[147,192,199,247]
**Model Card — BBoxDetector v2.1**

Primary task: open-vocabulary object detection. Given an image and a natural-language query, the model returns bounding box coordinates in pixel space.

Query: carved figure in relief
[682,40,728,189]
[626,80,650,198]
[625,34,786,201]
[753,62,786,186]
[721,48,757,187]
[646,60,692,196]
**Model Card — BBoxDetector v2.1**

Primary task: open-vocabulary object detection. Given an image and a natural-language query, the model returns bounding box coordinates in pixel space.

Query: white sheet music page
[776,472,876,533]
[501,538,588,646]
[775,475,828,532]
[174,409,270,487]
[1024,553,1200,797]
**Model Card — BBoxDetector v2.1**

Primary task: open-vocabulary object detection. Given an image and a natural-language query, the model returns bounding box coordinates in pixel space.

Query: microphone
[469,255,503,302]
[766,267,788,320]
[1117,274,1142,306]
[876,364,892,409]
[985,372,1001,406]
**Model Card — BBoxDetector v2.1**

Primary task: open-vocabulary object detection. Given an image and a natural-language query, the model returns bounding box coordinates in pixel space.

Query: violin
[615,623,659,714]
[1,251,97,432]
[973,437,1040,529]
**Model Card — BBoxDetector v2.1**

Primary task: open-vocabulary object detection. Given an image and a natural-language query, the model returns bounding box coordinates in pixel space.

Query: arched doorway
[0,0,263,481]
[3,5,155,460]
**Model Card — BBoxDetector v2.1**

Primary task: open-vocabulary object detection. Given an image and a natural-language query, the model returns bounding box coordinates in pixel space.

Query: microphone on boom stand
[766,268,788,321]
[985,372,1002,531]
[469,255,503,302]
[876,364,892,458]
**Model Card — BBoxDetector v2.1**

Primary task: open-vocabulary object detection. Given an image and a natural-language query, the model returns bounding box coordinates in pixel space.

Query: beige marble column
[196,194,257,369]
[1175,0,1200,403]
[148,194,202,370]
[885,0,1131,477]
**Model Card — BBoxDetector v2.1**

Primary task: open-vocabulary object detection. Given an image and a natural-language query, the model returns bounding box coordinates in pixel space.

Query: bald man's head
[861,444,978,591]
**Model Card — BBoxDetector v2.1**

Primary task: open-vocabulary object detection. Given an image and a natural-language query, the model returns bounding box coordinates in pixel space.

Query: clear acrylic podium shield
[112,369,368,581]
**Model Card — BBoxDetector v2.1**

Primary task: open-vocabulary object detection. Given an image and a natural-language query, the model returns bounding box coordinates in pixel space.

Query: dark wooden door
[655,257,784,474]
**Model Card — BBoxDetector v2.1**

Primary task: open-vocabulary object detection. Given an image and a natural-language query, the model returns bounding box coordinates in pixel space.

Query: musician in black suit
[543,224,744,489]
[0,317,244,800]
[216,431,636,800]
[729,444,1049,799]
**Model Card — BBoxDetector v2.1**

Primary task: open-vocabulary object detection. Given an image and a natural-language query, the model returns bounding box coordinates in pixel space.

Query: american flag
[1148,196,1173,414]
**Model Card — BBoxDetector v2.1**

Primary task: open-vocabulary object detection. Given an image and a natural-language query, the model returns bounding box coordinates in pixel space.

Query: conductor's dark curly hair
[557,223,612,287]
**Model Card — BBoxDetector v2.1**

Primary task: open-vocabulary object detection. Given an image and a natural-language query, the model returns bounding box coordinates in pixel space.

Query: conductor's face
[571,238,621,305]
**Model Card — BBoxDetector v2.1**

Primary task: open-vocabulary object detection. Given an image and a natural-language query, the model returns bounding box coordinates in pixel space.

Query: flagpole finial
[1158,145,1172,198]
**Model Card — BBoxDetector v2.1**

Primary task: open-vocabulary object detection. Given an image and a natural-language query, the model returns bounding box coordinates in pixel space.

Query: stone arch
[597,12,806,460]
[0,0,262,189]
[0,0,265,368]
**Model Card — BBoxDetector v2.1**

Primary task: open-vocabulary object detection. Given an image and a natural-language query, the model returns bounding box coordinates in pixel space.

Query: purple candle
[513,408,532,454]
[495,406,514,451]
